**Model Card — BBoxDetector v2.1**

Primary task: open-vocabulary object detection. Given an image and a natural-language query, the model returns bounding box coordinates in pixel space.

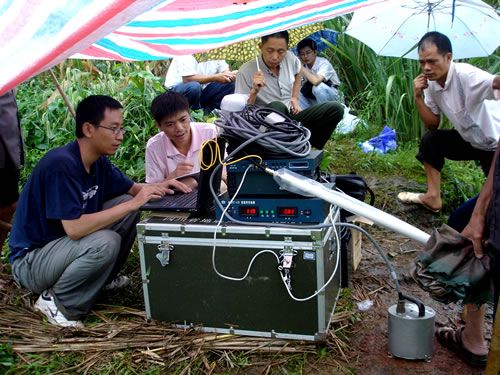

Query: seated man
[145,92,218,186]
[398,31,499,213]
[164,55,237,114]
[235,31,343,149]
[9,95,189,328]
[297,37,341,109]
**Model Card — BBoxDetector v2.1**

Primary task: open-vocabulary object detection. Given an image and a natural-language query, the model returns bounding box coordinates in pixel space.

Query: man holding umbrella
[398,31,500,213]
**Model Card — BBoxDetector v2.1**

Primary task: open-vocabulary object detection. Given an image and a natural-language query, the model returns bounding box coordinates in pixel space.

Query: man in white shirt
[398,31,500,213]
[297,38,341,109]
[164,55,237,114]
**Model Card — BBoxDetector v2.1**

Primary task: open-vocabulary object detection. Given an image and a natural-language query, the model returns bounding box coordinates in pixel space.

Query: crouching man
[8,95,189,328]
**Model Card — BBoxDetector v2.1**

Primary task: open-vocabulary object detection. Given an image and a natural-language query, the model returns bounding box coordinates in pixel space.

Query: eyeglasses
[95,125,126,136]
[299,50,315,57]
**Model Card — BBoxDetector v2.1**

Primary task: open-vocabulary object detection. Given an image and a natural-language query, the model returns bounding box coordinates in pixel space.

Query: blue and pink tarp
[0,0,383,95]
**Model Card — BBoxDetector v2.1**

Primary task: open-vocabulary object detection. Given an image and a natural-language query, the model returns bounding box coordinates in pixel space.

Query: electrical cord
[211,164,281,281]
[279,221,401,302]
[210,160,342,298]
[335,222,401,294]
[214,105,311,159]
[208,160,400,300]
[279,208,341,302]
[199,137,263,170]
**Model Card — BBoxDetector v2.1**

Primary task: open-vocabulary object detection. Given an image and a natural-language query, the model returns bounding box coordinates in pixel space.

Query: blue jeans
[448,196,478,232]
[299,82,339,109]
[172,81,235,113]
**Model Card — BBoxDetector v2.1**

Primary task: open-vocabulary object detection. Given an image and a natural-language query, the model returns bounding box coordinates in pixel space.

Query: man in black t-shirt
[9,95,190,328]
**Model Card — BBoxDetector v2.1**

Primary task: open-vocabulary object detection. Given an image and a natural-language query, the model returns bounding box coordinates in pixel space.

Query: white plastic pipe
[271,168,430,244]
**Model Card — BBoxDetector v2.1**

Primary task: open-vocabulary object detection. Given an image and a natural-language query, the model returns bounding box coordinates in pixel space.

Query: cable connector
[278,238,295,270]
[264,112,286,125]
[264,167,276,176]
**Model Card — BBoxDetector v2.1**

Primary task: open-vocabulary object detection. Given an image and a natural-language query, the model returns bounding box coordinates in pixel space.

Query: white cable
[211,165,280,281]
[211,166,342,300]
[278,211,342,302]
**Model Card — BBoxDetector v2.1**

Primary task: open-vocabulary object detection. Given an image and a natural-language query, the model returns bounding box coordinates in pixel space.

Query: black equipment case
[137,211,341,341]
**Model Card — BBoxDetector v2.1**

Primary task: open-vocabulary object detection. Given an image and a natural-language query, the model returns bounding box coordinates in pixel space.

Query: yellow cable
[199,139,263,170]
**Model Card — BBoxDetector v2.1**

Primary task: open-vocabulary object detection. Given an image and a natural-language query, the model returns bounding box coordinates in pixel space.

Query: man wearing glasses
[297,38,341,109]
[8,95,190,328]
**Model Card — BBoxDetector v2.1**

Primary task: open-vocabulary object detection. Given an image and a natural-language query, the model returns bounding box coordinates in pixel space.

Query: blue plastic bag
[358,126,397,154]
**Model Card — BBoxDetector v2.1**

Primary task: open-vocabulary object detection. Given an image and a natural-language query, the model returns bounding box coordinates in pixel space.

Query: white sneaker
[34,291,84,328]
[102,275,130,291]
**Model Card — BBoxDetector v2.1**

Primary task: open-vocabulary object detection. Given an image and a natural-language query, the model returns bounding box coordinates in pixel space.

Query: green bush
[17,60,165,183]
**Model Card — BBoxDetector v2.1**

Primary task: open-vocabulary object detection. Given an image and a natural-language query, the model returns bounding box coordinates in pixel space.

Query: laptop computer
[140,137,225,213]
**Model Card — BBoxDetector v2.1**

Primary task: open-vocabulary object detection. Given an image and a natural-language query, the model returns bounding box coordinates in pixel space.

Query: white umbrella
[345,0,500,59]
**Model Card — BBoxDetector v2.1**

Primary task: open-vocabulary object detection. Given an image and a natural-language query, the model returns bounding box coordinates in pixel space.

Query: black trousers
[491,151,500,314]
[266,101,344,149]
[416,129,494,175]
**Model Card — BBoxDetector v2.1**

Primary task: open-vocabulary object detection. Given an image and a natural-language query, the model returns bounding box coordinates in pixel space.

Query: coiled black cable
[214,105,311,159]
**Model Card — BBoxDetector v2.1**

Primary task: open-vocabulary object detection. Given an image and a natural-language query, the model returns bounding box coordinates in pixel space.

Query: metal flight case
[137,209,341,342]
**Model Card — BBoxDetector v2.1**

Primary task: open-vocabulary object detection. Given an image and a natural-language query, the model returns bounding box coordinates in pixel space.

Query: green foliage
[17,60,165,183]
[0,343,17,373]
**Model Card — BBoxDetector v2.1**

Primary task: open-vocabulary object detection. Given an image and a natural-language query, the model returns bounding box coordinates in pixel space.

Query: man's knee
[85,230,122,264]
[420,130,440,148]
[173,82,202,106]
[312,84,338,103]
[181,82,202,97]
[317,101,344,122]
[266,101,288,114]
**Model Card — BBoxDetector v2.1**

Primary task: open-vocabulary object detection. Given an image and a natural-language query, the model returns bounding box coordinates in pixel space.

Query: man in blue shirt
[9,95,189,328]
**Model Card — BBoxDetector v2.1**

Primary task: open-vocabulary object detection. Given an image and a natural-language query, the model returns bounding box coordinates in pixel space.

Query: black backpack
[333,173,375,206]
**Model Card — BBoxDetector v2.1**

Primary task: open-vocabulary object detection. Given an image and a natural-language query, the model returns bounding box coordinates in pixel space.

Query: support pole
[48,69,76,118]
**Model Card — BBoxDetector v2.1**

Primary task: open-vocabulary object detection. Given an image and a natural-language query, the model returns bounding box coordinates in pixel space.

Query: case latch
[278,237,296,290]
[156,236,174,267]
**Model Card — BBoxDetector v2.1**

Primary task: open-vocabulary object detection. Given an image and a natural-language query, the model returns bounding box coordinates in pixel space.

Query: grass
[328,129,485,213]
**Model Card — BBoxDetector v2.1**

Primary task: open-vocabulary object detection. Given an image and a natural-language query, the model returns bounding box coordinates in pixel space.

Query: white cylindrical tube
[272,168,430,244]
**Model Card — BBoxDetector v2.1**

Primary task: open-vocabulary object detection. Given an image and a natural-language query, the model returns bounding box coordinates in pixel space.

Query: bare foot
[419,193,441,212]
[462,329,488,356]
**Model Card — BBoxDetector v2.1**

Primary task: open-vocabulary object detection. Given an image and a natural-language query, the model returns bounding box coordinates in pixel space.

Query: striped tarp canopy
[0,0,383,95]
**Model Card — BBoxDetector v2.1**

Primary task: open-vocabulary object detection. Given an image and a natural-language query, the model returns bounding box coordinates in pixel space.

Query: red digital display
[278,207,298,217]
[239,206,258,217]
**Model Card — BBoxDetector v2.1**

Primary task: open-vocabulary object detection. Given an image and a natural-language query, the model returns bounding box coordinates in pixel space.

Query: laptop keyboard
[159,191,197,208]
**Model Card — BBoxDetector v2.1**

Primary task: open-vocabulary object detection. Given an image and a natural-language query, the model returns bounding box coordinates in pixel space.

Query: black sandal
[435,327,488,368]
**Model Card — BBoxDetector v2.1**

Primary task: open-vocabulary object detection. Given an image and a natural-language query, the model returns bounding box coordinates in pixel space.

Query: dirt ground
[334,176,490,374]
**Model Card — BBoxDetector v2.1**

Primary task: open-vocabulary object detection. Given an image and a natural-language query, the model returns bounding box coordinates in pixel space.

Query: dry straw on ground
[0,264,380,373]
